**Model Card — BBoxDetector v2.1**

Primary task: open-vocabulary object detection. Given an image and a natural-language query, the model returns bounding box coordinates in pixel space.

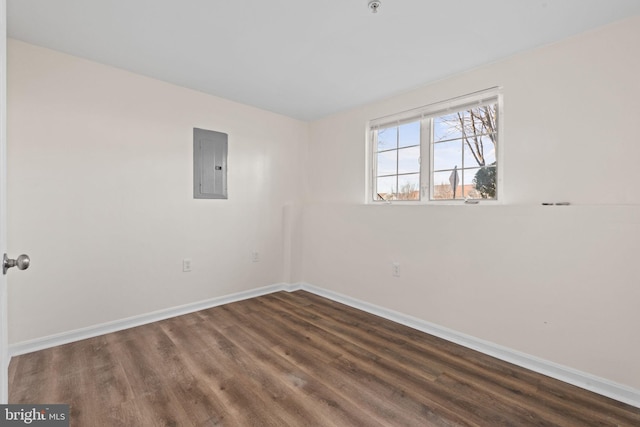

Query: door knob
[3,253,30,275]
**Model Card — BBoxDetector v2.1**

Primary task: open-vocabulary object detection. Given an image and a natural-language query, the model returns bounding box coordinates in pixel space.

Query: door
[0,0,8,404]
[1,2,30,403]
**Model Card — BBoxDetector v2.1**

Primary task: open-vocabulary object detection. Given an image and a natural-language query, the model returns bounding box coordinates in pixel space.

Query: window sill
[367,199,503,206]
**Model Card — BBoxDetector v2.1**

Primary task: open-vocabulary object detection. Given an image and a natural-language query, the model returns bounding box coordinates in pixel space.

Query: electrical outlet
[251,251,259,263]
[183,258,192,272]
[392,262,400,277]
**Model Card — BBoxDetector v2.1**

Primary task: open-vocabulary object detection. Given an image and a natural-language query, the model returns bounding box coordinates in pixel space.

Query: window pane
[433,140,462,171]
[434,112,467,142]
[397,174,420,200]
[377,126,397,151]
[398,121,420,148]
[376,176,397,199]
[463,135,496,168]
[376,150,397,176]
[469,166,497,199]
[432,170,462,200]
[398,146,420,174]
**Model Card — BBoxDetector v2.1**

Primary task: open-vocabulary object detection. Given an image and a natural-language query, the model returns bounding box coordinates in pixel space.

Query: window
[370,88,501,203]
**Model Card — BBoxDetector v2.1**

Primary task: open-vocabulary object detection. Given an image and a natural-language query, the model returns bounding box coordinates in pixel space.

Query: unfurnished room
[0,1,639,426]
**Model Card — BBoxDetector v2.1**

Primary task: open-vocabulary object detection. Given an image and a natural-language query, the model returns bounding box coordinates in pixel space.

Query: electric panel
[194,128,228,199]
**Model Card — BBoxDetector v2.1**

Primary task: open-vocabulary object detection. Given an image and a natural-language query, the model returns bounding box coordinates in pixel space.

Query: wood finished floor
[9,291,640,426]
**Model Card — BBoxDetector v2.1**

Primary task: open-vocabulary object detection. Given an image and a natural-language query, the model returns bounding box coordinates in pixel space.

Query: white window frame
[367,87,503,205]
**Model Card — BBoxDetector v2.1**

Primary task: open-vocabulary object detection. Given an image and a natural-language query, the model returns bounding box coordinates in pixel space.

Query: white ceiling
[7,1,640,121]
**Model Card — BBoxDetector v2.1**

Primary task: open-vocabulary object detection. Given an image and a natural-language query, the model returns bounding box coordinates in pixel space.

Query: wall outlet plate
[392,262,400,277]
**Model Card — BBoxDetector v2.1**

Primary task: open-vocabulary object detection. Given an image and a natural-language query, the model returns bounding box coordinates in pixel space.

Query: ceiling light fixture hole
[368,0,381,13]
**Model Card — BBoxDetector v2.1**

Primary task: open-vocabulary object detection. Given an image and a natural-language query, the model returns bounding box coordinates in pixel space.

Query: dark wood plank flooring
[9,290,640,426]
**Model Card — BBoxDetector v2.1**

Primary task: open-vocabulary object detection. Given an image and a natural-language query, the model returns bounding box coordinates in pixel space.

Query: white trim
[296,283,640,409]
[9,283,300,357]
[8,281,639,408]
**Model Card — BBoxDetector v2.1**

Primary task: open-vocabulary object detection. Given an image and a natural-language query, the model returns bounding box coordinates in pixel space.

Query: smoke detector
[368,0,381,13]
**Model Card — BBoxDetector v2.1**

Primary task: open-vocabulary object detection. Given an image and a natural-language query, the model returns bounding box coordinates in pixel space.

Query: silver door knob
[3,253,30,275]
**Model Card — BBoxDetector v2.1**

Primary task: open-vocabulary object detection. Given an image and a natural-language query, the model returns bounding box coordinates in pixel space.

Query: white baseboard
[9,282,299,357]
[9,281,639,408]
[295,282,640,409]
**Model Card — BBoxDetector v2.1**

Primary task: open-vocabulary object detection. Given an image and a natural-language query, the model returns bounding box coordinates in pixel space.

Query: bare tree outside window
[433,104,497,200]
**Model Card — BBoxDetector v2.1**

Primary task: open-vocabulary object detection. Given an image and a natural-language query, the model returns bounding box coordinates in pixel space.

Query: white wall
[301,16,640,390]
[7,40,307,344]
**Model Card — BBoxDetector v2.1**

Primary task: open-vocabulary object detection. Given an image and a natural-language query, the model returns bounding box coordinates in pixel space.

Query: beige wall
[301,16,640,389]
[7,40,307,343]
